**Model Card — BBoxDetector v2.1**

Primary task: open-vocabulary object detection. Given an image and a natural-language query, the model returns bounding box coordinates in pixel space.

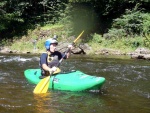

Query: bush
[104,4,150,39]
[144,33,150,48]
[91,33,104,43]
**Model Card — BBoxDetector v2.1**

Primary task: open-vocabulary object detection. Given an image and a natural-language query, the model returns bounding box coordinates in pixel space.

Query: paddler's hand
[68,44,73,50]
[49,66,57,74]
[51,66,57,72]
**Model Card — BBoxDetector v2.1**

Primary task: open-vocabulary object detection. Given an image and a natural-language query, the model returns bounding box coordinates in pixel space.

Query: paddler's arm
[66,45,73,58]
[42,64,57,73]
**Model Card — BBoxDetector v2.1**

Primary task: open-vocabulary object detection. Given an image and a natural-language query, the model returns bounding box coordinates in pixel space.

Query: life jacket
[47,51,59,68]
[47,51,53,65]
[41,51,59,76]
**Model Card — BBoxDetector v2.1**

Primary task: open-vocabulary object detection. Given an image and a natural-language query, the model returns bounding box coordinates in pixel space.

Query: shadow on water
[0,54,150,113]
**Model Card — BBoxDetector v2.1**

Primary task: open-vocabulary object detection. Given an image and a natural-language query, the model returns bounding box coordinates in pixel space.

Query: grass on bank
[9,24,65,53]
[1,24,150,54]
[87,33,149,54]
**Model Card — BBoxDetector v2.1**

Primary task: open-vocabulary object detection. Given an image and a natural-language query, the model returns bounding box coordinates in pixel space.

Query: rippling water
[0,54,150,113]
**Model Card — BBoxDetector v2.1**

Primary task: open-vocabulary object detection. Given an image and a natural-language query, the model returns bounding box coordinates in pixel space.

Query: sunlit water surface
[0,54,150,113]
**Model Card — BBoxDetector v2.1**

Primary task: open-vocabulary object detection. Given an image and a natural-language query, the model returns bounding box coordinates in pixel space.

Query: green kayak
[24,69,105,92]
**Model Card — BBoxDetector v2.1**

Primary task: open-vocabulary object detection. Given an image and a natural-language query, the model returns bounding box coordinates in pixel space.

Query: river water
[0,53,149,113]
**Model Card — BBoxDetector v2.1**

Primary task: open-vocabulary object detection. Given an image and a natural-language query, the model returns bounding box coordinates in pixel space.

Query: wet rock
[56,43,91,55]
[131,47,150,60]
[79,43,91,54]
[135,47,150,54]
[131,54,145,59]
[144,54,150,60]
[0,47,11,53]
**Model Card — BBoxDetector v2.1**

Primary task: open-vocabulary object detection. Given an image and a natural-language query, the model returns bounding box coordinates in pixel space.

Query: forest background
[0,0,150,54]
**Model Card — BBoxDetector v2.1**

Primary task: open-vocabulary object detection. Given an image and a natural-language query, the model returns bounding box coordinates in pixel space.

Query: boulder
[131,47,150,60]
[135,47,150,54]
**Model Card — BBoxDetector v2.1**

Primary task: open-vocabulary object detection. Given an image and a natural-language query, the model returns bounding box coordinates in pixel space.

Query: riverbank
[1,45,150,60]
[1,26,150,60]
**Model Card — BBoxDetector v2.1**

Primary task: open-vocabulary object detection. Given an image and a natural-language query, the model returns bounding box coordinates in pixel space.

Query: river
[0,53,150,113]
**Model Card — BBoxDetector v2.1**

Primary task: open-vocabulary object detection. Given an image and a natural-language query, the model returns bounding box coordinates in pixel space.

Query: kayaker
[39,36,73,79]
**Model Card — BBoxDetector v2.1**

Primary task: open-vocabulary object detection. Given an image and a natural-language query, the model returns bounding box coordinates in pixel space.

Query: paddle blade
[33,76,50,94]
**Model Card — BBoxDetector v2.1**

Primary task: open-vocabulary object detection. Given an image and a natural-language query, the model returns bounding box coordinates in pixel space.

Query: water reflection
[34,93,56,113]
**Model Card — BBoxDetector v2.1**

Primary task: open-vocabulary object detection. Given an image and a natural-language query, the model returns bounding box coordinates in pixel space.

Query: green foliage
[69,0,149,16]
[91,33,104,43]
[104,4,150,39]
[0,0,150,39]
[0,0,69,40]
[144,33,150,48]
[142,13,150,33]
[121,36,144,48]
[1,0,150,54]
[58,3,74,35]
[88,33,145,53]
[11,41,32,52]
[0,38,10,46]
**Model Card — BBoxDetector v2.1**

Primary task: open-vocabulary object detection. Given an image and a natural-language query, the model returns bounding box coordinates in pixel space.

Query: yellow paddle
[33,68,61,94]
[33,30,84,94]
[33,76,50,93]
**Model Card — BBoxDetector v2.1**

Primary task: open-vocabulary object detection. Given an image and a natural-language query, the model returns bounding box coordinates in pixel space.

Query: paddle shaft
[57,31,84,68]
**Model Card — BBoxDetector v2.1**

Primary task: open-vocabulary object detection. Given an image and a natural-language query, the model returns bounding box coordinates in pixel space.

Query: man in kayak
[39,36,73,79]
